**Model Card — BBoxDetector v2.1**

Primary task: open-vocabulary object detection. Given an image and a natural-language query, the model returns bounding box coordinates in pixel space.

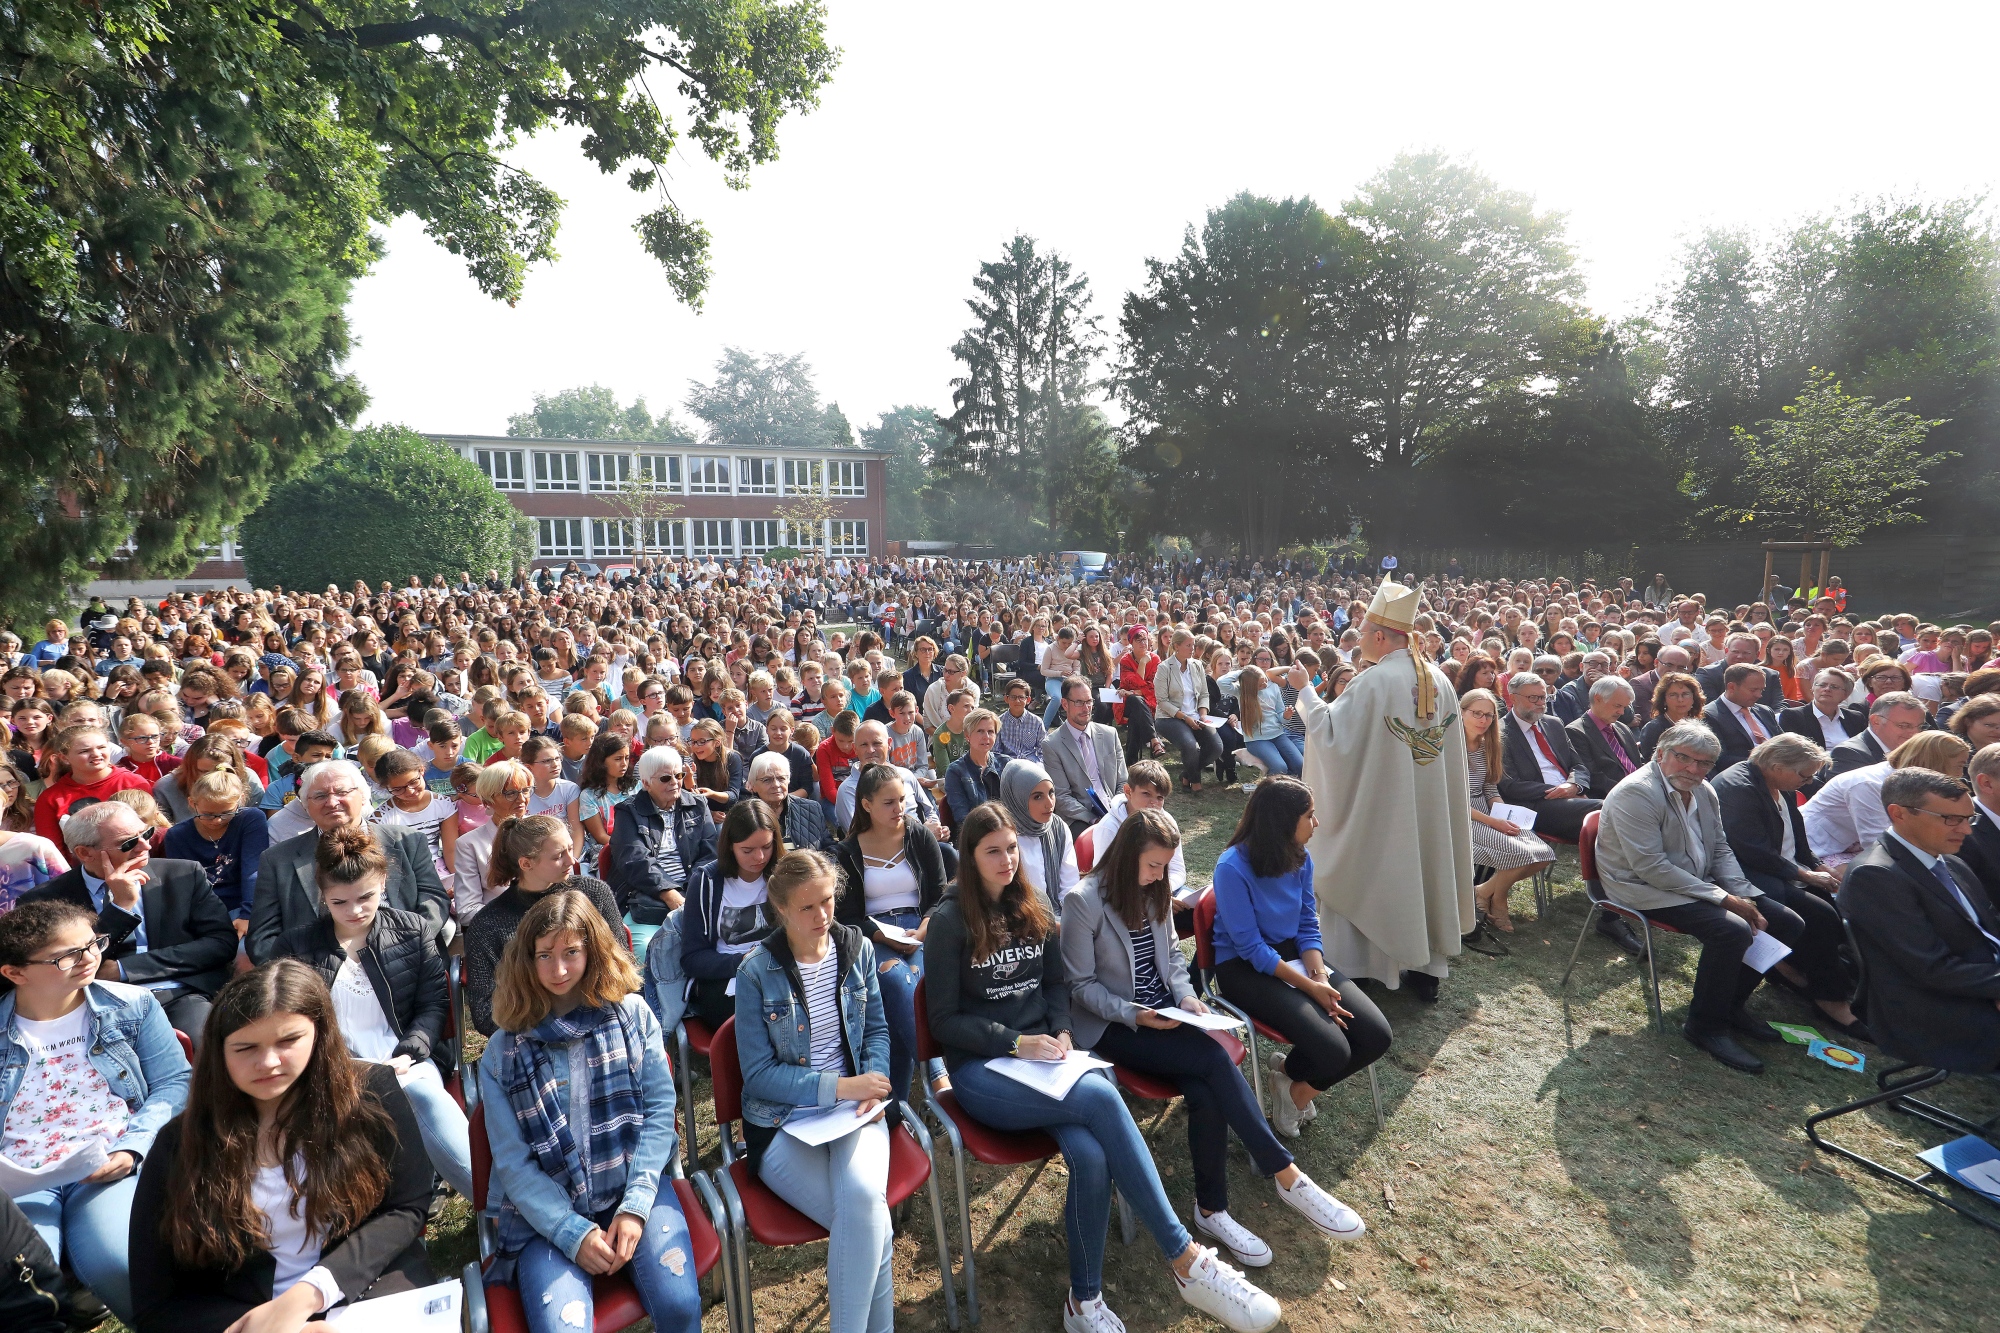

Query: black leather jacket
[274,906,451,1070]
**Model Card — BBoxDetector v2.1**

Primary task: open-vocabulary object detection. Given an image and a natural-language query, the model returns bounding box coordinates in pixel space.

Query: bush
[241,426,521,589]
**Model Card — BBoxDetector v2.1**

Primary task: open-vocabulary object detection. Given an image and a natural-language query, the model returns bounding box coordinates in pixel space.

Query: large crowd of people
[0,551,1995,1332]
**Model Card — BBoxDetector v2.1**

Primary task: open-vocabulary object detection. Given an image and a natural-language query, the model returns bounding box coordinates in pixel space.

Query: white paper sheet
[324,1278,462,1330]
[1742,929,1793,973]
[1149,1006,1245,1032]
[782,1100,888,1147]
[0,1139,106,1199]
[1099,687,1121,703]
[725,976,737,997]
[987,1050,1112,1100]
[1199,714,1229,729]
[1958,1158,2000,1198]
[875,921,918,946]
[1489,801,1539,830]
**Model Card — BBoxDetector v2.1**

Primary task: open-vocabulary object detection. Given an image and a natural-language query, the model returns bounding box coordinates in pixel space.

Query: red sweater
[814,735,857,802]
[1117,653,1160,710]
[35,769,156,851]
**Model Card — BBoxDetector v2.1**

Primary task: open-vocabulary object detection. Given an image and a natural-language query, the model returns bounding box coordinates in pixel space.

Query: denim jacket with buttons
[732,922,888,1130]
[0,980,191,1163]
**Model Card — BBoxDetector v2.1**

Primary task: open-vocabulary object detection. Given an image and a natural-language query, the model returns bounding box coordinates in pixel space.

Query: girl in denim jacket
[0,900,190,1325]
[733,849,895,1333]
[476,890,700,1333]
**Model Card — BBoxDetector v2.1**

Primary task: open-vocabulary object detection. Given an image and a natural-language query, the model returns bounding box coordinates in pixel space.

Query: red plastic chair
[1559,810,1685,1034]
[912,979,1057,1324]
[461,1084,734,1333]
[707,1016,960,1331]
[1074,826,1096,875]
[1192,887,1384,1130]
[174,1029,193,1063]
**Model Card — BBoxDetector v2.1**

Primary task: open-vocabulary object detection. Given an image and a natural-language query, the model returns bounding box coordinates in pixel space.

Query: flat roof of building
[430,432,889,459]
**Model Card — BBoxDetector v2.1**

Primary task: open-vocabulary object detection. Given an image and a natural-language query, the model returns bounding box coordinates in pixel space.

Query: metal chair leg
[1211,997,1264,1115]
[691,1171,741,1333]
[919,1090,980,1324]
[1640,920,1665,1035]
[899,1103,961,1330]
[1806,1067,2000,1234]
[714,1169,757,1333]
[1560,902,1601,988]
[1116,1187,1134,1245]
[1367,1063,1385,1131]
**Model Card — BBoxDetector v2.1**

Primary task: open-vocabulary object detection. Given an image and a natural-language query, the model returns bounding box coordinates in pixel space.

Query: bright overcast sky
[348,1,2000,437]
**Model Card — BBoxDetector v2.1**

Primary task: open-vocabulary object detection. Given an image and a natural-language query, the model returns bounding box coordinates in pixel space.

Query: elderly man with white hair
[247,759,450,963]
[1565,676,1644,800]
[22,799,237,1043]
[1594,720,1811,1073]
[1551,651,1614,725]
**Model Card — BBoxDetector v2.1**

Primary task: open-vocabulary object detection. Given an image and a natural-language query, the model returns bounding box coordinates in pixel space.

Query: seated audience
[1636,670,1705,762]
[830,720,940,837]
[464,816,621,1036]
[833,764,949,1096]
[999,760,1079,912]
[450,759,534,930]
[679,800,784,1028]
[22,799,236,1043]
[1064,808,1363,1270]
[1827,691,1928,775]
[1497,672,1600,841]
[1155,631,1224,793]
[733,849,900,1333]
[1044,675,1131,837]
[160,769,269,928]
[1711,735,1864,1036]
[746,749,833,852]
[1838,768,2000,1073]
[1780,668,1868,752]
[605,746,717,939]
[1216,664,1303,778]
[1085,760,1191,908]
[476,891,702,1333]
[1695,633,1783,711]
[34,726,153,853]
[0,900,191,1326]
[1565,676,1643,799]
[929,801,1281,1333]
[944,708,1011,840]
[1805,732,1973,870]
[1593,721,1812,1073]
[1459,689,1558,937]
[271,824,473,1199]
[1701,662,1783,773]
[1956,742,2000,899]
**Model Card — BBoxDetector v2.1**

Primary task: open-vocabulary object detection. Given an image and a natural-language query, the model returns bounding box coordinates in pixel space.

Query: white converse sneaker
[1173,1245,1282,1333]
[1264,1061,1303,1139]
[1267,1050,1315,1120]
[1276,1171,1366,1241]
[1194,1208,1273,1267]
[1063,1292,1127,1333]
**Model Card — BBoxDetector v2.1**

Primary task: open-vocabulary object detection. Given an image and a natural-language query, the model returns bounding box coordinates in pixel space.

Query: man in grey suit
[247,759,450,963]
[1826,691,1928,776]
[1594,720,1810,1073]
[1044,676,1129,838]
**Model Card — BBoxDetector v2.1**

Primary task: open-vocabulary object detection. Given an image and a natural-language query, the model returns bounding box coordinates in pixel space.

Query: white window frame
[828,459,866,496]
[536,518,586,558]
[736,456,779,496]
[636,452,683,493]
[639,518,686,556]
[590,519,635,557]
[739,519,783,555]
[783,457,824,495]
[786,518,823,553]
[827,519,868,555]
[478,447,528,491]
[689,519,733,558]
[533,451,582,492]
[686,456,732,494]
[586,452,631,492]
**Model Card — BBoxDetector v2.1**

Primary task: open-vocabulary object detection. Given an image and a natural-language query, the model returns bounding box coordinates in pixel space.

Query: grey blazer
[1060,875,1194,1048]
[1594,762,1756,912]
[1043,722,1129,826]
[248,824,451,963]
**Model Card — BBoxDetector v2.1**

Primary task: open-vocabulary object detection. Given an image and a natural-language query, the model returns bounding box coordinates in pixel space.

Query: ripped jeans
[510,1197,703,1333]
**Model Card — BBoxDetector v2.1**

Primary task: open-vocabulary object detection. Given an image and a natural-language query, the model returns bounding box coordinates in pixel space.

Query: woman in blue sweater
[1214,666,1302,777]
[1211,777,1391,1139]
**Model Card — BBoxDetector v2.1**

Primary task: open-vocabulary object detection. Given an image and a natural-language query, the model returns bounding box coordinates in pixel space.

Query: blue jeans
[509,1198,702,1333]
[761,1118,893,1333]
[1242,734,1304,776]
[872,909,926,1095]
[18,1173,138,1324]
[399,1063,474,1200]
[950,1062,1190,1301]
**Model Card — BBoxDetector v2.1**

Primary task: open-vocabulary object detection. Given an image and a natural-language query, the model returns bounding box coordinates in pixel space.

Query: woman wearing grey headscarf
[998,759,1078,916]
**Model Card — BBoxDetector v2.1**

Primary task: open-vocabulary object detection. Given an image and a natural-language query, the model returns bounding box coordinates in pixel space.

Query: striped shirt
[1130,926,1170,1010]
[800,950,848,1074]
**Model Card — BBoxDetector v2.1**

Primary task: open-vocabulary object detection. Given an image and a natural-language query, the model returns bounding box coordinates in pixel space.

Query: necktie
[1530,725,1564,775]
[1930,858,2000,956]
[1741,706,1767,742]
[1600,720,1636,774]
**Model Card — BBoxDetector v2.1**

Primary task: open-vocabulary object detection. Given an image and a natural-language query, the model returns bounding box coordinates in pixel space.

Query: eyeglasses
[651,772,683,786]
[106,833,148,854]
[1902,806,1975,829]
[25,935,112,971]
[193,807,239,823]
[500,783,533,797]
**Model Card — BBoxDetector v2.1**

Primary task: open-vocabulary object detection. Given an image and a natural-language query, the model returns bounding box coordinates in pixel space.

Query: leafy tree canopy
[860,406,948,540]
[0,1,834,617]
[686,348,853,452]
[240,425,527,589]
[508,385,690,442]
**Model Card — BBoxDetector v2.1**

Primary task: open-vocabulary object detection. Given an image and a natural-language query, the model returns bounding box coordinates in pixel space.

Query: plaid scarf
[493,1000,646,1257]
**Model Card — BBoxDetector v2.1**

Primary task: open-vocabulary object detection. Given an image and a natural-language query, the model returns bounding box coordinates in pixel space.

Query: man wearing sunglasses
[18,801,236,1047]
[1839,768,2000,1074]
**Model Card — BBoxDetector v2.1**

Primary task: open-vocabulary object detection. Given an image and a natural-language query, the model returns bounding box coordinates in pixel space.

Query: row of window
[478,448,865,497]
[534,518,868,560]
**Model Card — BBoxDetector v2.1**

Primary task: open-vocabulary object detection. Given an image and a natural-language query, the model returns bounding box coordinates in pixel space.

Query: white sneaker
[1268,1051,1315,1120]
[1264,1058,1303,1138]
[1275,1171,1366,1241]
[1194,1208,1273,1267]
[1064,1293,1126,1333]
[1173,1245,1282,1333]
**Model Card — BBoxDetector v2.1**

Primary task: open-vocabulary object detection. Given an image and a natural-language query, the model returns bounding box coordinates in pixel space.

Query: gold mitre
[1363,576,1419,634]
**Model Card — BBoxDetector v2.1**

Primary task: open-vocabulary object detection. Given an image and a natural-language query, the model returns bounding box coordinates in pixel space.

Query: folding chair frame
[1805,1062,2000,1235]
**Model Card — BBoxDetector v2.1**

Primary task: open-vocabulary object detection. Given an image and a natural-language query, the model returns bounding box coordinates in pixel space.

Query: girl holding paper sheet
[734,849,898,1333]
[1062,811,1364,1269]
[0,900,190,1327]
[929,802,1283,1333]
[1459,689,1556,933]
[128,959,435,1332]
[475,891,701,1333]
[834,764,949,1097]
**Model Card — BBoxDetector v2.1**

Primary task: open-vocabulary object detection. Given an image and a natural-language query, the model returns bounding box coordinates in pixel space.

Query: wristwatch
[1009,1035,1022,1056]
